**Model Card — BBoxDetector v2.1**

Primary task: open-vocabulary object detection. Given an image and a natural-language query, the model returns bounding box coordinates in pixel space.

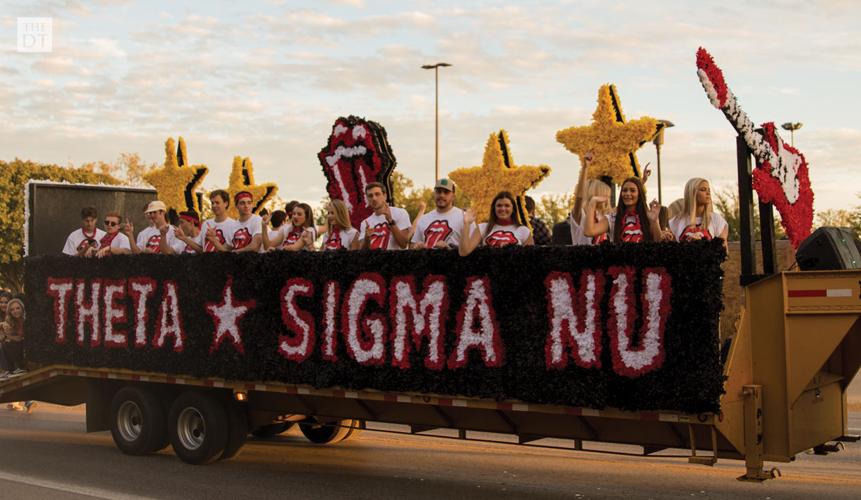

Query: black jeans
[3,342,23,371]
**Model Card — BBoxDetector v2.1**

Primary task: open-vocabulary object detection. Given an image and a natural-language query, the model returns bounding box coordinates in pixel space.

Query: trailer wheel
[299,418,359,444]
[110,386,169,455]
[251,422,294,438]
[168,391,228,465]
[220,401,249,461]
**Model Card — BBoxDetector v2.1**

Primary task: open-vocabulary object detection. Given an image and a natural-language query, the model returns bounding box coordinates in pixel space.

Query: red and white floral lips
[318,115,397,229]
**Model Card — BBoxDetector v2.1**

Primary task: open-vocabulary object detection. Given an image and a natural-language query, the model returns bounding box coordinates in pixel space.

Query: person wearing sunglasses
[96,211,131,257]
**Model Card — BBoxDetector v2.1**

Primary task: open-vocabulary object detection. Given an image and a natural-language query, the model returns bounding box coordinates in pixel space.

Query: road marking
[0,470,155,500]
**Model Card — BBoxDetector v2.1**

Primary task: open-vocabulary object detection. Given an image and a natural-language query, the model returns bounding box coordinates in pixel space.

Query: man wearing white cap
[410,177,464,250]
[124,200,178,254]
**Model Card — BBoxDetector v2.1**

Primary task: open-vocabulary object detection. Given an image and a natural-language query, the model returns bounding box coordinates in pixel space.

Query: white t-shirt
[570,210,612,246]
[475,223,531,248]
[669,212,728,242]
[100,232,131,252]
[279,224,318,249]
[321,227,358,250]
[358,207,411,250]
[232,214,262,250]
[136,225,178,254]
[261,229,281,253]
[197,218,239,252]
[172,231,199,254]
[63,228,107,256]
[411,207,464,248]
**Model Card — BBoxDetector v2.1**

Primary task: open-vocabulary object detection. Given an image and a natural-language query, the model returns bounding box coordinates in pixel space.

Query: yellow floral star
[226,156,278,219]
[556,84,659,185]
[449,130,550,225]
[144,137,209,214]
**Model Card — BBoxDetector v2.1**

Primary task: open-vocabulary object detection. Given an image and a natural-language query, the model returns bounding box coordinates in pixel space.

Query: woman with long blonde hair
[569,153,614,245]
[668,178,728,250]
[321,199,359,250]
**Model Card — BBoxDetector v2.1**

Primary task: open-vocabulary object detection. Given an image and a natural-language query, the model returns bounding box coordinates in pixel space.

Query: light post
[781,122,803,147]
[421,62,451,182]
[653,119,674,205]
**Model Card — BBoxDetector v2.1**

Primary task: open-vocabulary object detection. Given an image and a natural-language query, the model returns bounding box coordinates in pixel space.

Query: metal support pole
[434,67,439,183]
[737,136,757,285]
[656,142,663,205]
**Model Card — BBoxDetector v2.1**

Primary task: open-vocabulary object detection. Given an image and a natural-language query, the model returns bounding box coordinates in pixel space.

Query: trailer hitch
[812,442,844,455]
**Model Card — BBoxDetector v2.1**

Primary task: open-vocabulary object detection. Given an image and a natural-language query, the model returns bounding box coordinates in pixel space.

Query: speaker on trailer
[796,227,861,270]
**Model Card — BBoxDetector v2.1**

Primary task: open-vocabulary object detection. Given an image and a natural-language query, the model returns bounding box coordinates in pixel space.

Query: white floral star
[207,276,256,354]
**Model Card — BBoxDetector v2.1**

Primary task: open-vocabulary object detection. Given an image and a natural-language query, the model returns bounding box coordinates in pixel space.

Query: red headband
[235,191,253,202]
[179,214,200,226]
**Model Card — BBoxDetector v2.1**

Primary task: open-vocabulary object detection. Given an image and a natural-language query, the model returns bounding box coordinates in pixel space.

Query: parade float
[1,53,858,481]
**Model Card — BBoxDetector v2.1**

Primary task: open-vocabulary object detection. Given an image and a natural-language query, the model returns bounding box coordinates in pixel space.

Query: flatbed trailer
[2,267,858,480]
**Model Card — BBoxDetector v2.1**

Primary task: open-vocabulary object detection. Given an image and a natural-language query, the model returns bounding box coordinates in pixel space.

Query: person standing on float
[96,211,131,257]
[168,210,201,254]
[410,177,464,249]
[568,153,613,245]
[177,190,237,253]
[459,191,533,256]
[668,178,729,251]
[358,182,412,250]
[231,191,263,253]
[124,201,179,254]
[62,206,106,257]
[263,203,317,251]
[320,199,359,250]
[584,177,663,243]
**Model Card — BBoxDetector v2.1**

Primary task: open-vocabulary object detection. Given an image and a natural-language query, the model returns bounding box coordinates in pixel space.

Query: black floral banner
[24,241,725,413]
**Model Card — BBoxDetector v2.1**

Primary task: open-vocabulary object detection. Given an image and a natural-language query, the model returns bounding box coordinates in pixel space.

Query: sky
[1,0,859,212]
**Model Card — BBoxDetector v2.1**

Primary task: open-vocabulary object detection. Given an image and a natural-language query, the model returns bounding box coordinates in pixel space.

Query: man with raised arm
[410,178,463,249]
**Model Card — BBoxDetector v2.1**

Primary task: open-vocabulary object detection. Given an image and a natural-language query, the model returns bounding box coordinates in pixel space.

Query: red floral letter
[128,277,156,349]
[153,281,185,353]
[390,275,448,370]
[342,273,387,366]
[74,279,102,347]
[102,279,128,349]
[545,271,604,369]
[449,277,504,369]
[278,278,315,362]
[608,267,672,378]
[47,278,73,344]
[320,281,340,362]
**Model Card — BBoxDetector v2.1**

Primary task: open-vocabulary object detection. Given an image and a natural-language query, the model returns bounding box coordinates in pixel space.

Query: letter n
[544,271,604,369]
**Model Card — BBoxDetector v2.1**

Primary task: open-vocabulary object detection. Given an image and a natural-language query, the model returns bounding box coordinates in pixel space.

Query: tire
[168,391,228,465]
[109,386,169,455]
[220,401,249,461]
[251,422,294,438]
[299,418,358,444]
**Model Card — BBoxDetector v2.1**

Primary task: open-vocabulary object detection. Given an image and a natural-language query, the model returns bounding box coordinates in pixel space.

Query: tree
[535,192,576,225]
[0,159,120,293]
[714,187,785,241]
[815,195,861,238]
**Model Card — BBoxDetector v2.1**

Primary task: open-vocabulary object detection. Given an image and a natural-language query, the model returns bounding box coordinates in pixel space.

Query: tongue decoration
[318,116,397,229]
[695,47,813,248]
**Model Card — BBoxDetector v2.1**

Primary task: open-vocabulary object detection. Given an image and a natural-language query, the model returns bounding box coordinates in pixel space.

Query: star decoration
[556,84,660,185]
[206,276,256,355]
[143,137,209,214]
[449,130,550,225]
[226,156,278,219]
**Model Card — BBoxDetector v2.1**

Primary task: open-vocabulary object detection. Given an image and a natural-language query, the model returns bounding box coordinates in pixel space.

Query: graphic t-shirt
[358,207,412,250]
[569,210,612,246]
[232,214,262,250]
[669,212,728,242]
[100,232,131,252]
[279,224,318,249]
[476,223,531,248]
[322,227,359,250]
[411,207,464,248]
[616,211,644,243]
[136,225,178,254]
[63,228,106,255]
[197,218,239,252]
[172,232,199,254]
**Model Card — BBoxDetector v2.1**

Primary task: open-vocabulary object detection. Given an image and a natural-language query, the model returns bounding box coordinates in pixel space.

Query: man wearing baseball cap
[124,200,179,254]
[410,177,464,249]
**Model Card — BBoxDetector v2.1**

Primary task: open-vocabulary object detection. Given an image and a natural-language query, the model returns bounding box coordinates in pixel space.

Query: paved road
[0,405,858,499]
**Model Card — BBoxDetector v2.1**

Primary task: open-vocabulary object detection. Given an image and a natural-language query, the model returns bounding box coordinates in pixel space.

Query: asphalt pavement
[0,404,858,499]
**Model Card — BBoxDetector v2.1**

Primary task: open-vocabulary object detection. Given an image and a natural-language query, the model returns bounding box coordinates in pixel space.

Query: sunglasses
[104,220,120,227]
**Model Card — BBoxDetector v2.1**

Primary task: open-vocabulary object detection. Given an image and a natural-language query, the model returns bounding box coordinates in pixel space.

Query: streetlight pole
[781,122,803,147]
[653,119,674,205]
[422,62,451,182]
